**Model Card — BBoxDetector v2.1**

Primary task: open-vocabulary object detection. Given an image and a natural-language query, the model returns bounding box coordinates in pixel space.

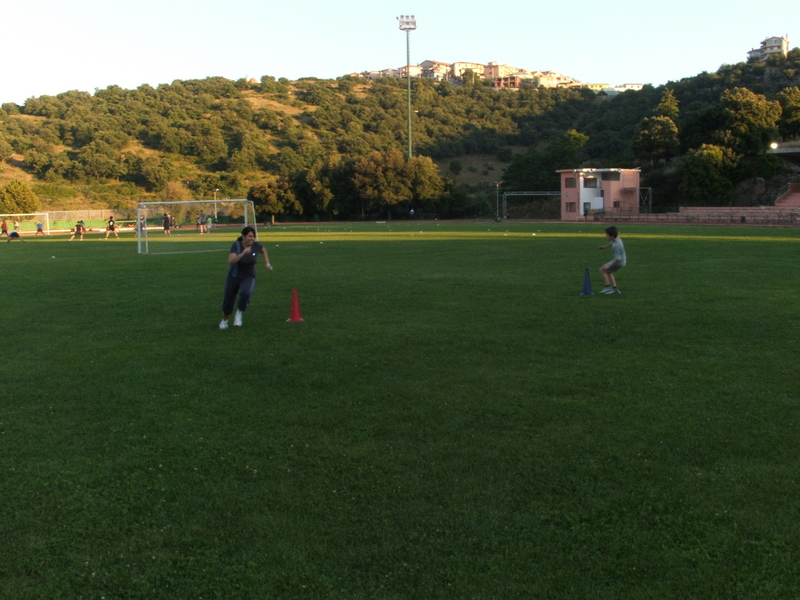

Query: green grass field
[2,221,800,599]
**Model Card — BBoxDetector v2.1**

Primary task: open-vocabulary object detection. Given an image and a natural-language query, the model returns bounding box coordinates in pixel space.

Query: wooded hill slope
[1,48,799,219]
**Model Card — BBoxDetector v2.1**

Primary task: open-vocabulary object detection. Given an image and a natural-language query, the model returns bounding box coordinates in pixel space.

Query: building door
[583,202,591,217]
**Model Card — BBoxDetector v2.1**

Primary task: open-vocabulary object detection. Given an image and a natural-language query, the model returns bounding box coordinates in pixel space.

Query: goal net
[137,200,257,255]
[502,192,562,220]
[0,212,50,235]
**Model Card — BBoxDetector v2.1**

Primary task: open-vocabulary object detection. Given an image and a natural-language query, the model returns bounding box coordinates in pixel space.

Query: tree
[186,121,228,165]
[501,147,546,191]
[0,180,41,212]
[655,88,679,121]
[77,140,125,179]
[352,149,410,217]
[717,88,781,156]
[304,154,351,219]
[679,107,726,154]
[260,75,289,94]
[777,87,800,138]
[503,129,590,192]
[138,156,175,192]
[405,155,446,207]
[0,134,12,161]
[247,176,302,218]
[632,116,680,165]
[461,69,479,87]
[544,129,589,171]
[156,181,191,202]
[351,150,446,218]
[678,144,738,206]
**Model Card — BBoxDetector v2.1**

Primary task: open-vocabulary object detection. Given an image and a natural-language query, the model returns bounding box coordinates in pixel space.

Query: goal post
[0,213,50,235]
[136,199,257,255]
[501,192,562,220]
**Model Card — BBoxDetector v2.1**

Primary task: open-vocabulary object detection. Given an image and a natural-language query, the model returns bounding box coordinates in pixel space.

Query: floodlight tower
[397,15,417,160]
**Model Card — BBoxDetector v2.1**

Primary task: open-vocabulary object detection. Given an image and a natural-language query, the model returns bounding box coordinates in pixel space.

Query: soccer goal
[0,212,50,235]
[501,192,562,220]
[136,200,257,255]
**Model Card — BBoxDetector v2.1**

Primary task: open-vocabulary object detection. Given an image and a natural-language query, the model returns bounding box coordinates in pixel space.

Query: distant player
[162,213,171,235]
[598,226,626,294]
[7,230,25,242]
[69,221,86,241]
[1,219,8,236]
[105,215,119,239]
[36,221,45,235]
[219,226,272,329]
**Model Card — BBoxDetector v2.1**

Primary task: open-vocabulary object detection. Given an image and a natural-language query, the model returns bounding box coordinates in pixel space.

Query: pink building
[557,168,641,220]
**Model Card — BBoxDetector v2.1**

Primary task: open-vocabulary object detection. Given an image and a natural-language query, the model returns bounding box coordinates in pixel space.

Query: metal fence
[599,210,799,225]
[47,209,139,223]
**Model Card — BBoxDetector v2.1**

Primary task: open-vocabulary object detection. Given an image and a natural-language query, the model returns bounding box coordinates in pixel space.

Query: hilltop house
[450,61,486,79]
[748,36,790,61]
[420,60,450,80]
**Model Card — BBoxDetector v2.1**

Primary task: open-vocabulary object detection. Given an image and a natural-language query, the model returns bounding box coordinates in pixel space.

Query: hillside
[1,51,800,219]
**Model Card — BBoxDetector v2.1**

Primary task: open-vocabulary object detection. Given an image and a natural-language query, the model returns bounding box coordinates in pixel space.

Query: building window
[601,171,621,181]
[566,202,577,213]
[584,178,597,188]
[613,201,620,208]
[565,177,576,188]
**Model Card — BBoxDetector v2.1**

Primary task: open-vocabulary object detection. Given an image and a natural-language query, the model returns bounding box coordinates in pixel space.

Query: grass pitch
[2,221,800,599]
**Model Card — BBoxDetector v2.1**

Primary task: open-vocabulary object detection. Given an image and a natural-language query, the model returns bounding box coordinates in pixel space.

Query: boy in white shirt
[598,226,626,294]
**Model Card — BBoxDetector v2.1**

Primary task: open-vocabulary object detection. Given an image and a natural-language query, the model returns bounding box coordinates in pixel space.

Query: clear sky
[1,0,796,105]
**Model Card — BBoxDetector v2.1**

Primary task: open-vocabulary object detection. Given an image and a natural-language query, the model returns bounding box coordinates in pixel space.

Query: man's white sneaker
[219,320,229,330]
[600,286,614,294]
[233,311,243,327]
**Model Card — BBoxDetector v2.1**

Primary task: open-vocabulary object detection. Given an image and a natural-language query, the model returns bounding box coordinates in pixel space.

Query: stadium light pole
[397,15,417,161]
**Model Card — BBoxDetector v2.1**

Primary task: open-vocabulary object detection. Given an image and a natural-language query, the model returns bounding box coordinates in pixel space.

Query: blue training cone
[581,267,593,296]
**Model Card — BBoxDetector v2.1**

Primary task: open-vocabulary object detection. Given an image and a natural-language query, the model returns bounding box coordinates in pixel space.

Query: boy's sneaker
[600,286,614,294]
[219,319,229,330]
[233,311,243,327]
[613,287,621,294]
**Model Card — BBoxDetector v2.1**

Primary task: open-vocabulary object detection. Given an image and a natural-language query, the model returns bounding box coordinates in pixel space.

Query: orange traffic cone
[287,288,304,322]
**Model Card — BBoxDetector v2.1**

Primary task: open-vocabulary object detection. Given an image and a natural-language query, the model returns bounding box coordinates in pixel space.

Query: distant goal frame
[501,191,562,220]
[136,199,257,255]
[0,212,50,235]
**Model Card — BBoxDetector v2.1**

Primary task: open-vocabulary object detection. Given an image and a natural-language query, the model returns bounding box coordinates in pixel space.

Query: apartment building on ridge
[359,60,638,93]
[747,35,790,61]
